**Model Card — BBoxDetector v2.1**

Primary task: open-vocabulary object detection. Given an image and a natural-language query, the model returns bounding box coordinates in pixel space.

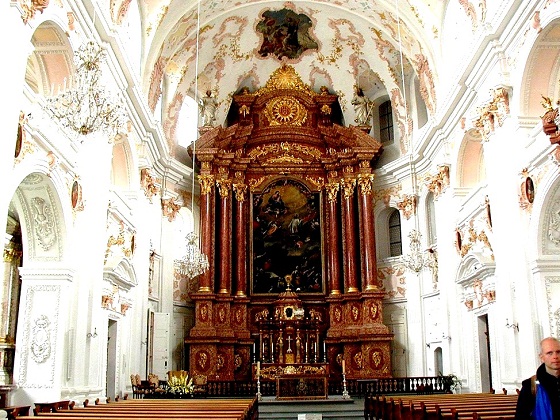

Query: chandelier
[45,40,126,137]
[174,232,209,280]
[402,229,433,273]
[172,0,209,283]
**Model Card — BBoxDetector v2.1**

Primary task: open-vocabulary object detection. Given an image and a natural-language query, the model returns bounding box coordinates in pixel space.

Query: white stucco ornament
[30,315,51,363]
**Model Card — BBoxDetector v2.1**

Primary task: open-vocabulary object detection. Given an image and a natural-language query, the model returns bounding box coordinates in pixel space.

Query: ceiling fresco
[130,1,459,149]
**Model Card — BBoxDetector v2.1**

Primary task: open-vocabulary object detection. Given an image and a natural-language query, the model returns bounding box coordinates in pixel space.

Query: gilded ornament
[325,182,339,202]
[255,65,316,97]
[340,178,356,199]
[20,0,50,24]
[216,179,232,197]
[264,96,308,126]
[198,175,215,195]
[233,183,248,201]
[357,174,375,195]
[321,104,332,115]
[248,177,266,191]
[305,176,325,190]
[397,194,417,220]
[264,155,304,165]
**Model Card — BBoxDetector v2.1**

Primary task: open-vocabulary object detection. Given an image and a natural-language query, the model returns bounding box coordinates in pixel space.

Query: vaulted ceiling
[139,0,449,149]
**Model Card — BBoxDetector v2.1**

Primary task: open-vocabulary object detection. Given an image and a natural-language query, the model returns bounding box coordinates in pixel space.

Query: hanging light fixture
[45,40,126,137]
[402,229,433,273]
[174,232,209,279]
[173,0,209,281]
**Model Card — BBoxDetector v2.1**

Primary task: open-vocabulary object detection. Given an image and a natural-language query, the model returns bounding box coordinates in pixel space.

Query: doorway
[477,314,492,392]
[106,319,118,399]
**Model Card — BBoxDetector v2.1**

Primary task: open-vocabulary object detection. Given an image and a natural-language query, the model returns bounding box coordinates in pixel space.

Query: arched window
[176,95,199,148]
[379,100,394,144]
[426,192,437,246]
[389,209,402,257]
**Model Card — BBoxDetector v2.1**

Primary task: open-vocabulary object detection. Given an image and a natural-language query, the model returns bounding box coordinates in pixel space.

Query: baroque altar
[185,65,393,387]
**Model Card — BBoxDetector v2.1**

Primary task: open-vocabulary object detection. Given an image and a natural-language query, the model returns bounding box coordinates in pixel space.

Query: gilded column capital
[233,183,248,201]
[216,179,233,198]
[198,175,215,195]
[3,246,22,263]
[357,174,375,196]
[340,178,356,200]
[324,182,340,203]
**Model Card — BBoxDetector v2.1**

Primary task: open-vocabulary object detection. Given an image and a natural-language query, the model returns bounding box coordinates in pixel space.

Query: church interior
[3,0,560,412]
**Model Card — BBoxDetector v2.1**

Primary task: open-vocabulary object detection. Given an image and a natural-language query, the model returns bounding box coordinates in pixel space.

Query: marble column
[233,183,248,297]
[1,233,22,385]
[325,181,341,295]
[357,174,378,291]
[198,175,215,293]
[216,179,232,294]
[340,177,359,293]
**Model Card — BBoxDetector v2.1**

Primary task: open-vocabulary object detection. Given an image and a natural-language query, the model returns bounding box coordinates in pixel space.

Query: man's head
[539,337,560,377]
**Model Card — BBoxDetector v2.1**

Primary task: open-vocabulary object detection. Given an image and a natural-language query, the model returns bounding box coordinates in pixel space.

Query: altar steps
[258,396,364,419]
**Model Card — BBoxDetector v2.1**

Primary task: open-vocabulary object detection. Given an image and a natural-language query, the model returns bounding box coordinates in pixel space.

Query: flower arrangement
[167,370,194,395]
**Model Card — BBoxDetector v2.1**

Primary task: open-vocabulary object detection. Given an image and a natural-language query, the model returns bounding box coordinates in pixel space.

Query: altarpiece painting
[251,179,323,294]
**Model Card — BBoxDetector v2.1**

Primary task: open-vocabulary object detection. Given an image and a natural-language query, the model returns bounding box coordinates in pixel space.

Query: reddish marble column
[340,177,359,293]
[217,179,232,294]
[325,181,341,295]
[358,174,378,291]
[198,175,215,293]
[233,183,248,297]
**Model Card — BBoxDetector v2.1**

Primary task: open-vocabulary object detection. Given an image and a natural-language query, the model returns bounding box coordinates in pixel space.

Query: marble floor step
[257,396,364,419]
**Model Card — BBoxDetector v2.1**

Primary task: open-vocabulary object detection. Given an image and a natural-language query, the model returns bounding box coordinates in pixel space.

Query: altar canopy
[186,65,392,385]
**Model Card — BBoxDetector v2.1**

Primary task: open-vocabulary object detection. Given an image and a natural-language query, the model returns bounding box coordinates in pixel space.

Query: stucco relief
[378,265,406,299]
[545,277,560,335]
[30,315,51,363]
[547,202,560,246]
[19,284,60,388]
[30,197,56,251]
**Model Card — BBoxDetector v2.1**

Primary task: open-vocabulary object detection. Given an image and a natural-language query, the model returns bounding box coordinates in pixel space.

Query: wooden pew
[2,405,31,420]
[365,392,518,420]
[34,401,73,415]
[28,397,257,420]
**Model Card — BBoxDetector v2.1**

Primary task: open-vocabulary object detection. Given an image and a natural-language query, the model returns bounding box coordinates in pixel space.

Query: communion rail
[193,376,450,398]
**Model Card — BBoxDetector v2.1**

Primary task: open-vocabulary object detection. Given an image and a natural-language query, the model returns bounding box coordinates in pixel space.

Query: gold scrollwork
[340,178,356,199]
[264,96,308,126]
[357,174,375,196]
[216,179,232,197]
[255,65,316,97]
[325,182,340,202]
[233,183,248,201]
[198,175,215,195]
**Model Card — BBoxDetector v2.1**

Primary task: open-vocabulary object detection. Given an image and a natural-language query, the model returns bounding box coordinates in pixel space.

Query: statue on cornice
[351,85,373,126]
[200,90,218,127]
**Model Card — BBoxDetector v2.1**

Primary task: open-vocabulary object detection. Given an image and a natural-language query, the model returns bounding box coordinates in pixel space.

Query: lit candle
[342,359,346,374]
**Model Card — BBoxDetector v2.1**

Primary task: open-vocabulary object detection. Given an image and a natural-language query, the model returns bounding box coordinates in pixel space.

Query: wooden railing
[199,376,450,398]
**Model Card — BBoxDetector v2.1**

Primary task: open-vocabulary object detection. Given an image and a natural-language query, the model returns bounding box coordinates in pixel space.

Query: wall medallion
[71,179,83,210]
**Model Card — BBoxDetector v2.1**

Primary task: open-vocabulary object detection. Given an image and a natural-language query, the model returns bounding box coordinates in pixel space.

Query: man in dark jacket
[515,337,560,419]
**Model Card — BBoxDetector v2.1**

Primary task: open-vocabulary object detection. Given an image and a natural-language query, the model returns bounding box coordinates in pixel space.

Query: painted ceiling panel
[137,0,445,146]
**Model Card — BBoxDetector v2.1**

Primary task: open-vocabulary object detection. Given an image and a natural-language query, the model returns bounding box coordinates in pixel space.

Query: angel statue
[200,89,218,127]
[351,85,373,126]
